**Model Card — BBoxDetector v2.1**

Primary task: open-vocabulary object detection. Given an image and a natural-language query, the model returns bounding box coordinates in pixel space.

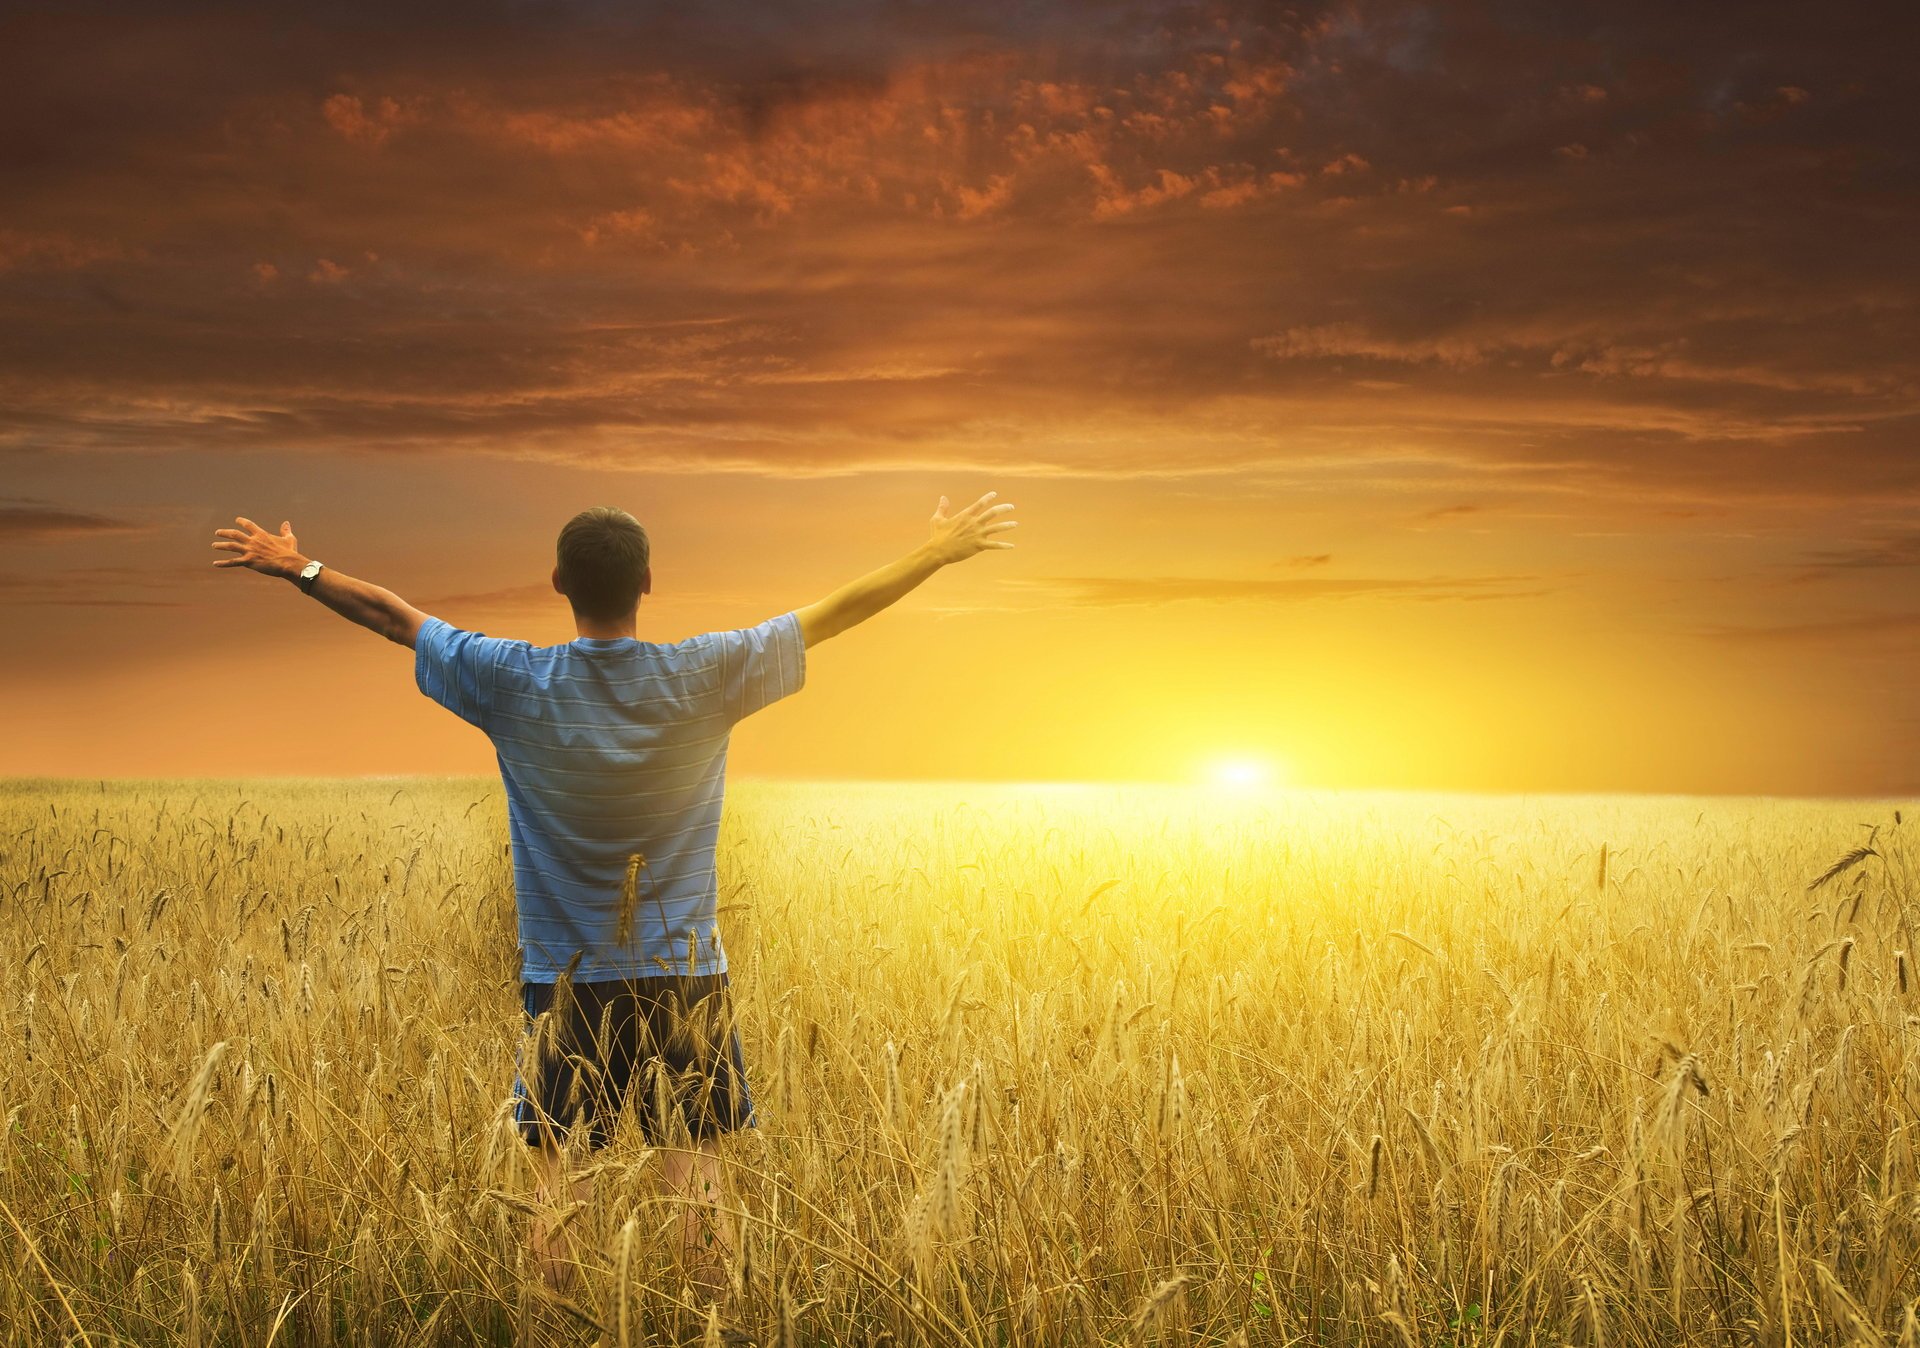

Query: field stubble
[1,778,1915,1346]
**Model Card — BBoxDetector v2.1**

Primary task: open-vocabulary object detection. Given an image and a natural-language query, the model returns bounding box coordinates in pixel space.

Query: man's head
[553,506,651,621]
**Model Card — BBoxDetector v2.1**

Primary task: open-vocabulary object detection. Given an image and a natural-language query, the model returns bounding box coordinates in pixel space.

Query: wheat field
[1,778,1914,1346]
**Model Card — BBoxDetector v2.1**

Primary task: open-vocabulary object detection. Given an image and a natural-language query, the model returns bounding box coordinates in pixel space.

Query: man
[210,492,1018,1319]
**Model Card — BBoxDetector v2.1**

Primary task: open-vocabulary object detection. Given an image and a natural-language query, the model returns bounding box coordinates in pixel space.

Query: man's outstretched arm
[211,517,429,648]
[794,491,1018,647]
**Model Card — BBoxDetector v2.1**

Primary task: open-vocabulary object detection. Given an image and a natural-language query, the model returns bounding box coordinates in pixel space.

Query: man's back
[415,610,805,980]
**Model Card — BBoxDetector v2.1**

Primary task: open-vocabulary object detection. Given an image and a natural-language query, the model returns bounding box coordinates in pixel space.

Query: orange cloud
[322,93,420,146]
[0,230,124,272]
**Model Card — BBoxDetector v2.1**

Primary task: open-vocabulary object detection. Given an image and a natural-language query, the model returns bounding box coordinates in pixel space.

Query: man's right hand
[793,491,1022,647]
[926,492,1018,565]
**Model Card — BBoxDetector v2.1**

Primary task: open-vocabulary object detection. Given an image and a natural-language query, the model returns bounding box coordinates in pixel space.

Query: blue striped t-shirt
[414,611,806,981]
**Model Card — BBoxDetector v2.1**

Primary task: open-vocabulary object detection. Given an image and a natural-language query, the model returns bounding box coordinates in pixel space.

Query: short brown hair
[555,507,649,620]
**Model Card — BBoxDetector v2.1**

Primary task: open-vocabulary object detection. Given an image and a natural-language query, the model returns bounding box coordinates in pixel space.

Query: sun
[1202,754,1286,791]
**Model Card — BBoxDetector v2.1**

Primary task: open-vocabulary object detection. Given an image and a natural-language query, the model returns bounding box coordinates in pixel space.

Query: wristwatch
[297,559,326,594]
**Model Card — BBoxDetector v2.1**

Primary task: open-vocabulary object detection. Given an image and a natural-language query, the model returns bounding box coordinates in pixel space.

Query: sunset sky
[2,2,1916,793]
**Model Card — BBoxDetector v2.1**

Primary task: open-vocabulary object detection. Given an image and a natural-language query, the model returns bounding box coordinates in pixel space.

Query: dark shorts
[513,971,756,1151]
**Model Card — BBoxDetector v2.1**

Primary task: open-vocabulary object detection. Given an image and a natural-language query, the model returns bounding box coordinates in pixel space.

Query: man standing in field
[210,493,1018,1321]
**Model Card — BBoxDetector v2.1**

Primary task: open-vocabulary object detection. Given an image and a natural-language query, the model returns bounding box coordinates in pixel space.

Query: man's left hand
[212,517,308,579]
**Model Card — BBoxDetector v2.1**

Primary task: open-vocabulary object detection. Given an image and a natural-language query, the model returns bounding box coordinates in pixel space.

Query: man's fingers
[280,520,293,536]
[983,520,1018,534]
[961,490,998,517]
[213,528,246,541]
[211,540,243,552]
[212,557,248,568]
[983,540,1016,549]
[981,502,1016,518]
[235,516,262,535]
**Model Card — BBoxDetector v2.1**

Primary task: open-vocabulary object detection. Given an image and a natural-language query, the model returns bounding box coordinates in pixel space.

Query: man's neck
[573,612,638,640]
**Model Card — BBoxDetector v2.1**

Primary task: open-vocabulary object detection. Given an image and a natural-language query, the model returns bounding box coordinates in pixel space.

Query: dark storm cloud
[0,0,1915,500]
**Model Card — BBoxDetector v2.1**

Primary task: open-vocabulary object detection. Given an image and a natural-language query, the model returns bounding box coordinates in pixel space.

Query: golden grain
[0,779,1911,1344]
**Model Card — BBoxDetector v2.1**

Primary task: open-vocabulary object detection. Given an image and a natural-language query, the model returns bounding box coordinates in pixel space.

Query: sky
[2,0,1916,793]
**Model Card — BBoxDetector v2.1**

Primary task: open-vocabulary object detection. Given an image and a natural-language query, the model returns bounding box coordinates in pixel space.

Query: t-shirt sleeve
[709,610,806,723]
[414,616,515,730]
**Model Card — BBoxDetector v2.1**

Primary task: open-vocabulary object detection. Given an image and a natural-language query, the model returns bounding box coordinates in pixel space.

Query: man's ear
[551,565,566,597]
[640,566,652,597]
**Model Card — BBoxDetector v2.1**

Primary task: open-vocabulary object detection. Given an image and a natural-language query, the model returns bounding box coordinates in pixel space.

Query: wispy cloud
[1016,572,1541,607]
[1414,503,1482,523]
[0,501,142,540]
[1702,611,1920,645]
[415,581,746,615]
[415,583,559,611]
[0,568,186,607]
[1797,532,1920,574]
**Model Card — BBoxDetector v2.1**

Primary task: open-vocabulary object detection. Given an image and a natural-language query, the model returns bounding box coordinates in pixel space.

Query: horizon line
[0,772,1912,805]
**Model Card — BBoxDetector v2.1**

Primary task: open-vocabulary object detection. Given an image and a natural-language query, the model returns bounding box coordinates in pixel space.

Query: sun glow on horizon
[1203,755,1288,792]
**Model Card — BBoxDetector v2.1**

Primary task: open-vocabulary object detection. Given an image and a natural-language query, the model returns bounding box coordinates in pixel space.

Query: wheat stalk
[1807,846,1878,892]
